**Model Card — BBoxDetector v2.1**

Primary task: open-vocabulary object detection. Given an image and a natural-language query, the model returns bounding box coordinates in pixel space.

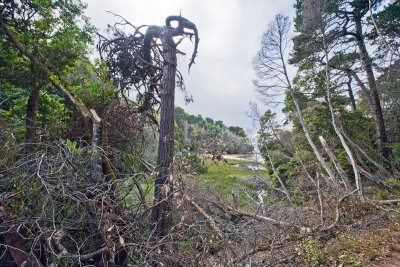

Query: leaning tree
[98,15,199,237]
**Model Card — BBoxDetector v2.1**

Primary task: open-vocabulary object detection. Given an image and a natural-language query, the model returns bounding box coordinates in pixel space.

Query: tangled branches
[97,15,199,121]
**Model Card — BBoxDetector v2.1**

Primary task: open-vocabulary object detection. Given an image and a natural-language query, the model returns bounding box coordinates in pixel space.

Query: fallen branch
[322,188,359,231]
[61,247,108,261]
[226,237,293,266]
[229,208,311,233]
[183,194,223,239]
[369,199,400,205]
[319,135,351,191]
[226,244,274,266]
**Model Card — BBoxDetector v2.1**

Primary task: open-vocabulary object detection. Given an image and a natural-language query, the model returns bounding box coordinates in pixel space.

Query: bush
[187,155,208,174]
[175,152,208,175]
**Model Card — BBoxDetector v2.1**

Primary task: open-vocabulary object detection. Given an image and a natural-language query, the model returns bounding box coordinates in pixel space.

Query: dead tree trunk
[253,14,337,187]
[142,16,199,238]
[151,30,177,237]
[280,16,338,187]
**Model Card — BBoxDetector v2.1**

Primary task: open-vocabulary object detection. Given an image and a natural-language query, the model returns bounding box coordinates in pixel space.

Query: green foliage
[65,139,83,154]
[368,2,400,58]
[377,178,400,200]
[297,230,393,267]
[178,240,195,252]
[339,216,352,226]
[0,0,100,144]
[386,178,400,191]
[296,237,326,266]
[292,187,305,206]
[68,60,117,109]
[228,126,246,138]
[0,90,68,140]
[325,233,386,266]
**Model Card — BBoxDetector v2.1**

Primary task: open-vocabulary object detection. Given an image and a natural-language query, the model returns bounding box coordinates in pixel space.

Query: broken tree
[142,16,199,237]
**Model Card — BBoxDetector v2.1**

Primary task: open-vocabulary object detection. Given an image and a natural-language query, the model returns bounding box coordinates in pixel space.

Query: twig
[61,247,108,261]
[322,188,359,231]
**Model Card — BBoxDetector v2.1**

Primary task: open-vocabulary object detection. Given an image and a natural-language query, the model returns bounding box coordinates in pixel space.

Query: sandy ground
[222,154,265,164]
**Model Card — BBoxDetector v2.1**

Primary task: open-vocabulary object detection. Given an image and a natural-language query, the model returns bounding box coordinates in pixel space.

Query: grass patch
[193,158,268,198]
[120,177,154,207]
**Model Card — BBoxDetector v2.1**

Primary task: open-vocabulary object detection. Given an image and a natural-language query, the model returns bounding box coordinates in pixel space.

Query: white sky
[85,0,295,130]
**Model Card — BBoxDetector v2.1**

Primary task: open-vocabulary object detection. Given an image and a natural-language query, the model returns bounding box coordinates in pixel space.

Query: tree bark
[151,29,176,237]
[143,16,199,239]
[354,13,391,163]
[346,75,357,111]
[25,81,40,146]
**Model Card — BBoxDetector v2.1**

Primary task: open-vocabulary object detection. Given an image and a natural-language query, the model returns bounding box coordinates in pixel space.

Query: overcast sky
[85,0,295,131]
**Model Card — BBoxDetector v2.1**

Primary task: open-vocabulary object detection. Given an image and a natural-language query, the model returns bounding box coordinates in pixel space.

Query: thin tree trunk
[284,72,337,187]
[278,36,337,187]
[25,81,40,147]
[322,33,364,199]
[265,147,291,201]
[151,30,176,237]
[346,75,357,111]
[343,68,374,108]
[354,14,391,163]
[319,136,351,191]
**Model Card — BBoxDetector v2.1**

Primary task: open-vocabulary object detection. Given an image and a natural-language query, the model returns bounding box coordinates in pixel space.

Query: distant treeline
[174,106,253,155]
